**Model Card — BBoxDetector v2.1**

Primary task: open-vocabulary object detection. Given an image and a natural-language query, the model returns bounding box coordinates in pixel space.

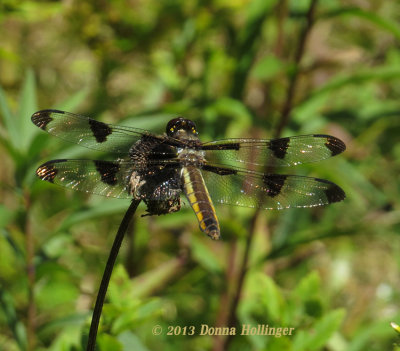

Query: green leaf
[309,309,346,350]
[54,87,89,112]
[252,55,285,80]
[293,309,346,351]
[294,271,321,300]
[38,313,87,337]
[98,333,123,351]
[118,331,150,351]
[348,319,399,351]
[111,299,162,335]
[42,233,74,259]
[270,208,304,250]
[18,69,37,152]
[256,274,285,321]
[208,97,253,126]
[35,279,79,312]
[246,0,278,23]
[0,204,14,228]
[58,199,131,231]
[191,235,223,273]
[0,228,20,279]
[311,67,400,98]
[112,258,185,300]
[0,82,18,152]
[0,289,27,351]
[323,7,400,41]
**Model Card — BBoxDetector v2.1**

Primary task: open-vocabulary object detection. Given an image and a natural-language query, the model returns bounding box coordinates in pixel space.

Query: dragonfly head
[166,117,198,139]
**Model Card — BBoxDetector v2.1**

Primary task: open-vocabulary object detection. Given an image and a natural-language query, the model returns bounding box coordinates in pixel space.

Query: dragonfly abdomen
[181,165,220,240]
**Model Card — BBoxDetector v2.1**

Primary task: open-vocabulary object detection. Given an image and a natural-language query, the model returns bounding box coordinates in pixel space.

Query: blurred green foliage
[1,0,400,350]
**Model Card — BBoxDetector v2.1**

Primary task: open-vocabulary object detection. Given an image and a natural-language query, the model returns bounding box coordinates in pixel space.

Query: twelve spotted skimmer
[32,110,346,240]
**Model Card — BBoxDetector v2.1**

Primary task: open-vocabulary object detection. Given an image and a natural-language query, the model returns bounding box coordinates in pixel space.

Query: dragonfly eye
[166,117,198,137]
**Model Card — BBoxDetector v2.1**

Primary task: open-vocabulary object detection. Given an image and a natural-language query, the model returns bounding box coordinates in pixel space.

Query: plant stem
[212,239,238,351]
[274,0,319,138]
[25,191,35,351]
[86,200,140,351]
[219,2,320,349]
[223,212,258,350]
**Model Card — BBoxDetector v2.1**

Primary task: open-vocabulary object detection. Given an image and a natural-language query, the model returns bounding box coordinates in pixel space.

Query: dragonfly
[32,109,346,240]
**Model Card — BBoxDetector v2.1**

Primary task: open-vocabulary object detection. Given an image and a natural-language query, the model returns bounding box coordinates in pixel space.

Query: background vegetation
[1,0,400,350]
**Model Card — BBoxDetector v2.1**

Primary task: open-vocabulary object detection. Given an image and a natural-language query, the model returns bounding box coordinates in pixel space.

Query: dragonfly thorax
[177,146,205,167]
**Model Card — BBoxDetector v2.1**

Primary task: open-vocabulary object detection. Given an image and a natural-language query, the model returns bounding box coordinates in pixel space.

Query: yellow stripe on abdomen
[182,166,220,240]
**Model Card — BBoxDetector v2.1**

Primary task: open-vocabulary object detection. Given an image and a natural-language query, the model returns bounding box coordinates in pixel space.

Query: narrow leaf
[18,69,37,152]
[323,7,400,41]
[0,84,18,151]
[55,88,89,112]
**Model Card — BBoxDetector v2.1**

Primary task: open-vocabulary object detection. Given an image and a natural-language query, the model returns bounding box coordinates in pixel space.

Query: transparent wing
[36,158,184,200]
[202,168,345,210]
[36,159,134,198]
[202,135,346,170]
[31,109,165,154]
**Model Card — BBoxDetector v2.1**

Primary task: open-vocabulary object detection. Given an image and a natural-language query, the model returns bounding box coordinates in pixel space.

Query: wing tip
[36,159,69,182]
[313,134,346,156]
[31,109,65,130]
[325,183,346,204]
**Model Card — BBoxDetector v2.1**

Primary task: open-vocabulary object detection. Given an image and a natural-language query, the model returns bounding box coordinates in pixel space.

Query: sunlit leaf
[17,69,37,152]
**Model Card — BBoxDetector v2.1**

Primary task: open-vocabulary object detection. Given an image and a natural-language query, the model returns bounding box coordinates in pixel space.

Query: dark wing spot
[324,182,346,203]
[202,165,238,175]
[89,119,112,143]
[263,174,287,197]
[314,134,346,156]
[36,160,65,182]
[268,137,290,159]
[31,110,60,130]
[201,143,240,150]
[94,160,120,185]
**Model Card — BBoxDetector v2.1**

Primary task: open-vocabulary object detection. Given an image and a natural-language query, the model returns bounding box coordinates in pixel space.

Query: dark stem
[25,191,35,351]
[212,239,238,351]
[86,200,141,351]
[221,2,320,349]
[274,0,319,138]
[223,211,259,349]
[274,0,288,57]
